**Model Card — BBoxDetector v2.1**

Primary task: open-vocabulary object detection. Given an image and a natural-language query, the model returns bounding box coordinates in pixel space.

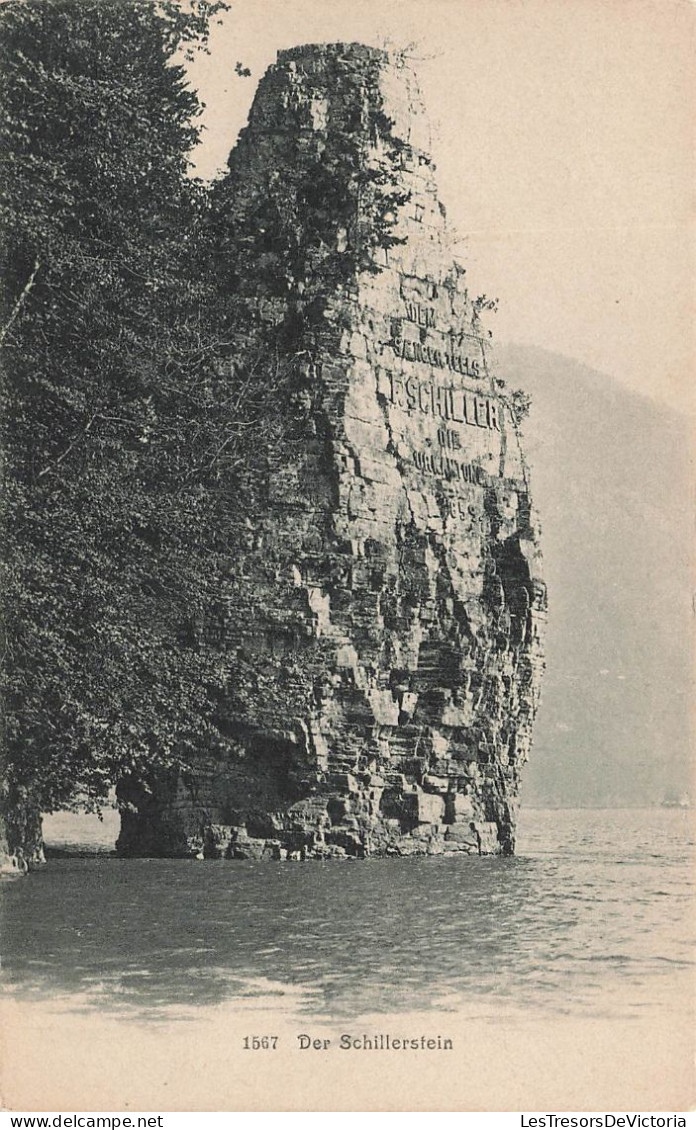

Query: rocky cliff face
[117,42,546,860]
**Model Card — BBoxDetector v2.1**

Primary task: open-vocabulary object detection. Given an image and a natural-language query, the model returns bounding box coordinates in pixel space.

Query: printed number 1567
[243,1036,279,1050]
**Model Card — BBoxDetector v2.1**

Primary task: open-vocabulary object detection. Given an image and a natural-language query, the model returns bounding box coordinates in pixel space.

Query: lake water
[2,808,694,1111]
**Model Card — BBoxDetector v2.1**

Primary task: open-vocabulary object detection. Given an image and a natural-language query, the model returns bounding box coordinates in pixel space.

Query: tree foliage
[0,8,412,850]
[0,0,269,829]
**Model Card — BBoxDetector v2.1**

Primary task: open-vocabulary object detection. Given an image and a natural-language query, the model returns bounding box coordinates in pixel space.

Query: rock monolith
[117,42,546,859]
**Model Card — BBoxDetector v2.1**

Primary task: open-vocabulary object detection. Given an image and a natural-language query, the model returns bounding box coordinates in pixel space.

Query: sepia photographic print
[0,0,693,1114]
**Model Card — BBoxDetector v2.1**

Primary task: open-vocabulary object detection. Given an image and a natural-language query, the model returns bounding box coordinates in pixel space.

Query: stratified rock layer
[117,43,546,860]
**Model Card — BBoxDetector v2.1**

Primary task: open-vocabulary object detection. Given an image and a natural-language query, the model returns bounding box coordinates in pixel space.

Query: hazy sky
[188,0,694,417]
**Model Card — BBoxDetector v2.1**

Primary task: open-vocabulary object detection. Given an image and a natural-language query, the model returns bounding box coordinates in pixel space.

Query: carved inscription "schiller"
[388,373,500,430]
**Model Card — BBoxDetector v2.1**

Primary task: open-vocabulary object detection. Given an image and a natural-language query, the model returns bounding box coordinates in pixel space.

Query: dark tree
[0,0,261,861]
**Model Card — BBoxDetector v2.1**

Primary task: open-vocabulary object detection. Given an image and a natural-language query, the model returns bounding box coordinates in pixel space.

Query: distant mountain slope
[498,343,693,807]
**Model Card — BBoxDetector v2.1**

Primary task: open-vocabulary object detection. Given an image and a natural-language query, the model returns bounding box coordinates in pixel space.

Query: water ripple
[1,808,693,1024]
